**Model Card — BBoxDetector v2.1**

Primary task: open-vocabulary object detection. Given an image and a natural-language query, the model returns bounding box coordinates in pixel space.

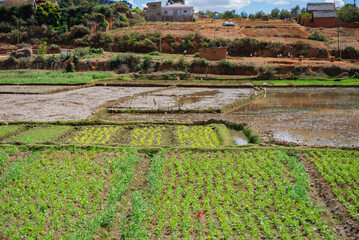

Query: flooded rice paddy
[107,88,359,147]
[115,87,256,110]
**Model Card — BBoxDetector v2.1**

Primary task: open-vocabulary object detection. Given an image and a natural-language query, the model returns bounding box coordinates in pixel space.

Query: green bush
[110,53,141,71]
[257,67,277,80]
[49,44,59,50]
[69,25,90,40]
[65,61,75,72]
[73,47,90,58]
[193,52,200,58]
[219,59,236,69]
[308,30,328,42]
[46,55,57,65]
[32,55,45,64]
[192,58,208,67]
[177,57,189,68]
[323,65,344,77]
[148,51,160,56]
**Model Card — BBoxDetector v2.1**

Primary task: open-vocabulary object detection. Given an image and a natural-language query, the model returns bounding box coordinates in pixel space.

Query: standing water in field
[231,88,359,147]
[108,88,359,148]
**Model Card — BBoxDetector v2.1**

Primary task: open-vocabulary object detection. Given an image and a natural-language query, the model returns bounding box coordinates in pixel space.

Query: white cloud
[186,0,251,11]
[325,0,345,7]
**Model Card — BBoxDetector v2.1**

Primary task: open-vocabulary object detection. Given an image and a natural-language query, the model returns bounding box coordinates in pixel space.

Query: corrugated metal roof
[162,3,193,9]
[307,3,335,11]
[313,10,336,18]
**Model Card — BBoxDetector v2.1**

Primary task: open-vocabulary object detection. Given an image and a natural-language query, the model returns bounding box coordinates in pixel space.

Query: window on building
[184,10,187,13]
[174,10,178,15]
[164,11,168,14]
[151,5,156,9]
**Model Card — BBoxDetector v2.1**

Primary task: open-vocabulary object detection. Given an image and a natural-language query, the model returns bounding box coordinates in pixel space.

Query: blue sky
[129,0,346,13]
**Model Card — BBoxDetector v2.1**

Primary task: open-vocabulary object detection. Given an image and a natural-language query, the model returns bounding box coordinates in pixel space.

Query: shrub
[354,72,359,79]
[69,25,90,40]
[111,53,141,71]
[348,67,359,77]
[219,59,236,69]
[38,41,47,55]
[73,47,90,58]
[90,48,104,54]
[323,65,344,77]
[141,56,153,70]
[65,61,75,72]
[0,22,14,33]
[343,46,359,58]
[46,55,57,65]
[194,52,200,58]
[89,32,114,49]
[148,51,160,56]
[308,30,328,42]
[50,44,59,50]
[177,57,189,68]
[32,55,45,64]
[192,58,208,67]
[257,67,277,80]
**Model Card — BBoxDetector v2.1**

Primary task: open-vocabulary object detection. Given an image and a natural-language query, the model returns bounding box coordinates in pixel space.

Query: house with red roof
[144,2,194,22]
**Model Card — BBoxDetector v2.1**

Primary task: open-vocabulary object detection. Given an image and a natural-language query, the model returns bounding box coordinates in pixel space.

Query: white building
[162,3,194,17]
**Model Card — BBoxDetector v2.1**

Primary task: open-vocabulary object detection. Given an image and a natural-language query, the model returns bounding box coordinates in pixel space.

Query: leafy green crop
[0,149,140,239]
[176,125,220,147]
[306,150,359,221]
[130,126,165,146]
[0,125,21,138]
[67,126,121,144]
[129,150,335,239]
[5,126,73,143]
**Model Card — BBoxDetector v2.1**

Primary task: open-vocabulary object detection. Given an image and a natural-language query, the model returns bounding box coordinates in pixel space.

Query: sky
[128,0,349,13]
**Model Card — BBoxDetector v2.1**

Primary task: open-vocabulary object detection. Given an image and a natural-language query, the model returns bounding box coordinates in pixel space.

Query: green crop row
[5,126,73,143]
[130,126,165,146]
[122,150,335,239]
[0,148,141,239]
[177,125,220,147]
[306,150,359,221]
[67,126,121,144]
[0,125,22,138]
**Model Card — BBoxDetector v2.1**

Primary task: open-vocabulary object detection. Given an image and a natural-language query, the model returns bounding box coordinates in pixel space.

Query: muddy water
[116,88,255,110]
[106,88,359,147]
[231,88,359,147]
[0,87,161,121]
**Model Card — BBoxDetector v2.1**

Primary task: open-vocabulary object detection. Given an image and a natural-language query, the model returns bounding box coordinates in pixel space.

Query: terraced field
[0,125,358,239]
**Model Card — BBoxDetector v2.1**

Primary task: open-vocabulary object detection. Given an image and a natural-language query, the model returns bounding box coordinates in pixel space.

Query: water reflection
[105,88,359,147]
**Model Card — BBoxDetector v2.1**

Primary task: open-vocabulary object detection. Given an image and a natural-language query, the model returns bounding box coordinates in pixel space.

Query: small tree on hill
[35,2,61,26]
[166,0,185,5]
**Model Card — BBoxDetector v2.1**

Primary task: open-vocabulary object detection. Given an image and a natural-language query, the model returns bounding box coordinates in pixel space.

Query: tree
[279,10,291,19]
[35,2,61,26]
[337,4,359,23]
[301,12,312,26]
[240,11,248,19]
[271,8,280,19]
[255,11,264,19]
[290,5,300,18]
[166,0,185,5]
[222,10,236,19]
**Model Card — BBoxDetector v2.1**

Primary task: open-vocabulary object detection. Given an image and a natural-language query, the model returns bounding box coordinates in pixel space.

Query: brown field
[113,19,359,51]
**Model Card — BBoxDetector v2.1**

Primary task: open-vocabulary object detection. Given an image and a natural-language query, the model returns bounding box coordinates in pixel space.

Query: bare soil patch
[0,86,162,121]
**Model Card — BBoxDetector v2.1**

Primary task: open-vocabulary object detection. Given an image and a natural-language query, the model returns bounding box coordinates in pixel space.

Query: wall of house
[199,48,227,61]
[312,17,337,28]
[163,15,193,22]
[146,2,162,22]
[162,8,193,16]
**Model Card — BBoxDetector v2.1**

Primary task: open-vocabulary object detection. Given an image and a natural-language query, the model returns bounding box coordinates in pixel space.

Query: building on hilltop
[298,2,339,27]
[144,1,194,22]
